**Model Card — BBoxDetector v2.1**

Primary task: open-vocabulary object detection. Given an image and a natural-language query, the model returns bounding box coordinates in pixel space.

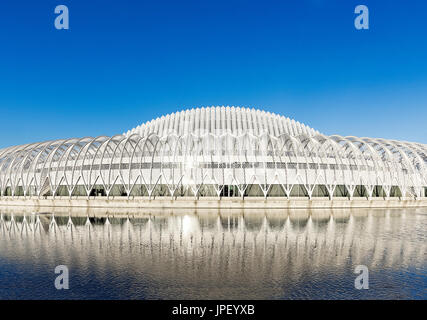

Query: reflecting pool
[0,207,425,299]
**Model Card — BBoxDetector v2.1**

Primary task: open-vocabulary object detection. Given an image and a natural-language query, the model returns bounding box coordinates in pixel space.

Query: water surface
[0,208,425,299]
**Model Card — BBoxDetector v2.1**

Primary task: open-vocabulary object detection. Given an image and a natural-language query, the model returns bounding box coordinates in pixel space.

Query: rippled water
[0,207,425,299]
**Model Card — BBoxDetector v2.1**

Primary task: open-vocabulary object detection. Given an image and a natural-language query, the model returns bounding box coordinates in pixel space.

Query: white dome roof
[125,106,320,138]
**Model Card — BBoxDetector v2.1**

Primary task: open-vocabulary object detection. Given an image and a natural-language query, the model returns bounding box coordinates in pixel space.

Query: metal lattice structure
[0,106,426,199]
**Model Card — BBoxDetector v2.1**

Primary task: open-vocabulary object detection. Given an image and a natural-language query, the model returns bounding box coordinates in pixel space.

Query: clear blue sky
[0,0,426,148]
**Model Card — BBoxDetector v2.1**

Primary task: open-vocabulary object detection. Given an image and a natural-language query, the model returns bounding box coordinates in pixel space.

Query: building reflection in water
[0,208,425,299]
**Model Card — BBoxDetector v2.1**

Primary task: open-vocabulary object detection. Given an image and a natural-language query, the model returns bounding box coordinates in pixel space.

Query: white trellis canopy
[0,106,426,200]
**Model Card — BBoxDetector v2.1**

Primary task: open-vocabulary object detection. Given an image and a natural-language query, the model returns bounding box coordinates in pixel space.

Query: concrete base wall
[0,196,426,210]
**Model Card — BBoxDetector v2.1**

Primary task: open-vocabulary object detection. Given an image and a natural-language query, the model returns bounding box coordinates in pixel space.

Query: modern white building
[0,106,426,200]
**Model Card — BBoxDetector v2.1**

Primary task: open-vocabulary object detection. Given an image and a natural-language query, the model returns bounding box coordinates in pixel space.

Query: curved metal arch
[1,122,426,201]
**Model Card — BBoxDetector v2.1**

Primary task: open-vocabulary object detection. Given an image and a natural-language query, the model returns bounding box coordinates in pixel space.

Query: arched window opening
[174,185,194,197]
[3,187,12,197]
[14,186,24,197]
[390,186,402,198]
[312,185,329,197]
[244,184,264,197]
[373,185,386,197]
[353,185,368,197]
[55,186,70,197]
[130,184,149,197]
[109,184,127,197]
[71,185,87,197]
[89,185,106,197]
[152,184,171,197]
[333,185,349,197]
[267,184,286,197]
[197,184,217,197]
[290,184,308,197]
